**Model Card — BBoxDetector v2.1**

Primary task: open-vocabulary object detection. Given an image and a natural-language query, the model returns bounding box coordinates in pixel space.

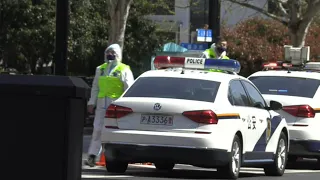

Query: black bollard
[0,75,90,180]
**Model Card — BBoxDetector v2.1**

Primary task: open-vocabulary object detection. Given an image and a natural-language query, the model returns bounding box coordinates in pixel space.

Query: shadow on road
[127,169,264,179]
[82,168,264,179]
[82,160,320,180]
[286,159,319,170]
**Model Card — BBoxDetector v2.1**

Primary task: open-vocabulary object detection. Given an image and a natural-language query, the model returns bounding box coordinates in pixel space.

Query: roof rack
[262,61,303,71]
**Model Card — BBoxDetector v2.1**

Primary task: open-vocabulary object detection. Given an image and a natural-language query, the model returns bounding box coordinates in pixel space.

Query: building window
[190,0,209,31]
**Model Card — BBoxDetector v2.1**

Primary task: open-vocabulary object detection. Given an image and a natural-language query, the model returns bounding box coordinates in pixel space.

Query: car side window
[228,80,250,106]
[241,80,267,109]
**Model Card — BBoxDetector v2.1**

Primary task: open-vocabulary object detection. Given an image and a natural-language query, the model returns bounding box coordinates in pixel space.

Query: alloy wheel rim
[277,139,286,170]
[231,141,240,174]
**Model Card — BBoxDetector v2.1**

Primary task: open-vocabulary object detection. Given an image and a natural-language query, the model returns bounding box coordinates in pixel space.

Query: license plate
[140,114,173,126]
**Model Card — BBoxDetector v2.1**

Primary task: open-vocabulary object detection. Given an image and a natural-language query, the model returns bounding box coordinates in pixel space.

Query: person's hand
[87,105,94,114]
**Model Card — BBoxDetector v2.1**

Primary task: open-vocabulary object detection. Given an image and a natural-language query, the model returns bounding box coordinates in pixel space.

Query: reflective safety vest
[97,62,130,99]
[204,48,216,58]
[204,48,230,72]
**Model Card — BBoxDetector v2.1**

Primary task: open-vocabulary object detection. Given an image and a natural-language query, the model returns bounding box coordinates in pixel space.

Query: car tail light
[105,104,133,119]
[282,105,315,118]
[182,110,218,124]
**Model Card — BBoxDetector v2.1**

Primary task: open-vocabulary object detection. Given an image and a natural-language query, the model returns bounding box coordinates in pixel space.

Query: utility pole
[54,0,69,76]
[208,0,221,47]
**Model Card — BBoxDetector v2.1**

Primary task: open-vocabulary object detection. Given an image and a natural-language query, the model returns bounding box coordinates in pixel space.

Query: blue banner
[180,43,208,51]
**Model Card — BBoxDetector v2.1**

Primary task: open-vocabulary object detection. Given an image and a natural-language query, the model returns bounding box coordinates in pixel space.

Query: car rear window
[123,77,220,103]
[248,76,320,98]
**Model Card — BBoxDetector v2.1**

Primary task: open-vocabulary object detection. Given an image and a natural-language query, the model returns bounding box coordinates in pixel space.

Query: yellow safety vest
[97,62,130,99]
[204,48,216,58]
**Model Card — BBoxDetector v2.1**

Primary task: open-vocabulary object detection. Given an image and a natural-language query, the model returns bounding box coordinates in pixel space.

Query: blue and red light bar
[154,56,241,73]
[263,62,292,69]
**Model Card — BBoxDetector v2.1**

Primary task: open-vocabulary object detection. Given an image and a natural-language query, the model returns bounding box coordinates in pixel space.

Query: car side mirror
[269,100,282,111]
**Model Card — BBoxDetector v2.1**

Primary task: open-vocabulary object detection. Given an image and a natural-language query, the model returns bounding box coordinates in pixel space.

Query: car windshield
[249,76,320,98]
[123,77,220,103]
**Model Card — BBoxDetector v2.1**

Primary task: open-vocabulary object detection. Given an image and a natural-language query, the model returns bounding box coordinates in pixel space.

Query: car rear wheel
[217,135,242,179]
[264,132,287,176]
[154,162,175,171]
[106,160,128,173]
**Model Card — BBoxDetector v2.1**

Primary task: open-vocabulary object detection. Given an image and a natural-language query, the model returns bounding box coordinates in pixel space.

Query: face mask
[217,47,226,54]
[106,54,116,61]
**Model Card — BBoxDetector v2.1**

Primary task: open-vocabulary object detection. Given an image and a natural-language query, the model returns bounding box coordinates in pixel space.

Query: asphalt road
[82,135,320,180]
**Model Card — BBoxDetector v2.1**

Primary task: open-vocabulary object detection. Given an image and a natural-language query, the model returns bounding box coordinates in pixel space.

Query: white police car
[248,62,320,164]
[304,62,320,72]
[101,57,289,179]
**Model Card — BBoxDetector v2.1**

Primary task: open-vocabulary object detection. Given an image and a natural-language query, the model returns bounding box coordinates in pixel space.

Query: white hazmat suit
[87,44,134,165]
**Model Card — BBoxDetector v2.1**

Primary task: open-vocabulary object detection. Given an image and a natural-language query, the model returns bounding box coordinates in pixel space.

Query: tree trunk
[107,0,133,50]
[288,19,313,47]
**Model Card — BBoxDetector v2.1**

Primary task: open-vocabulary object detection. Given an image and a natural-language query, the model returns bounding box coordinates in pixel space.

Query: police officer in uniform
[201,39,229,59]
[85,44,135,167]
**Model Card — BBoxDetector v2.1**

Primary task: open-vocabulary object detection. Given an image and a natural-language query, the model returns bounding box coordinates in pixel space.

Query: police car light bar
[154,56,241,73]
[263,62,292,69]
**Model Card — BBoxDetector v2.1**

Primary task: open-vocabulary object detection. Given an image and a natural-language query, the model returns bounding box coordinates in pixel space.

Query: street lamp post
[54,0,69,76]
[208,0,221,46]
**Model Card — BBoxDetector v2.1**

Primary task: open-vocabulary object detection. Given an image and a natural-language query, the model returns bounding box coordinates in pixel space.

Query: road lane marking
[82,174,133,179]
[82,164,320,175]
[128,164,320,174]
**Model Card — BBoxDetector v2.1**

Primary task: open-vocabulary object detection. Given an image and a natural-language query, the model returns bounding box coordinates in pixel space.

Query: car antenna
[287,67,291,73]
[284,60,291,73]
[181,68,185,74]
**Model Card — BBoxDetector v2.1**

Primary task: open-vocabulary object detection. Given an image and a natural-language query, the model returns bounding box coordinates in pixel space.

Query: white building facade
[147,0,268,44]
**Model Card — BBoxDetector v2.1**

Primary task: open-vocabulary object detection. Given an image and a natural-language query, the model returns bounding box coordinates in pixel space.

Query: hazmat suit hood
[210,43,216,50]
[104,44,122,64]
[210,43,225,57]
[210,43,220,56]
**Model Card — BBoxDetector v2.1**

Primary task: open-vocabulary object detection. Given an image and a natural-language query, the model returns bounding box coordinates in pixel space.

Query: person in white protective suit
[85,43,135,167]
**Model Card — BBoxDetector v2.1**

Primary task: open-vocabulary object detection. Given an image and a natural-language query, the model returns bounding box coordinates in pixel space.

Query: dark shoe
[85,155,96,167]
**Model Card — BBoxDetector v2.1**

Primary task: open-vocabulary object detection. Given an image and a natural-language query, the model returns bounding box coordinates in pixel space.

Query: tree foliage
[106,0,133,50]
[124,0,174,77]
[226,0,320,47]
[222,17,320,77]
[68,0,109,75]
[0,0,173,76]
[0,0,56,74]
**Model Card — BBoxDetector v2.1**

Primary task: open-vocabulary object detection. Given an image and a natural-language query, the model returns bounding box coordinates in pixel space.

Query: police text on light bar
[154,56,241,73]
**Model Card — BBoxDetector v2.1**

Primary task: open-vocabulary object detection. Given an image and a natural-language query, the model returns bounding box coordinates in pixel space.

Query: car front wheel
[154,162,175,171]
[106,160,128,173]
